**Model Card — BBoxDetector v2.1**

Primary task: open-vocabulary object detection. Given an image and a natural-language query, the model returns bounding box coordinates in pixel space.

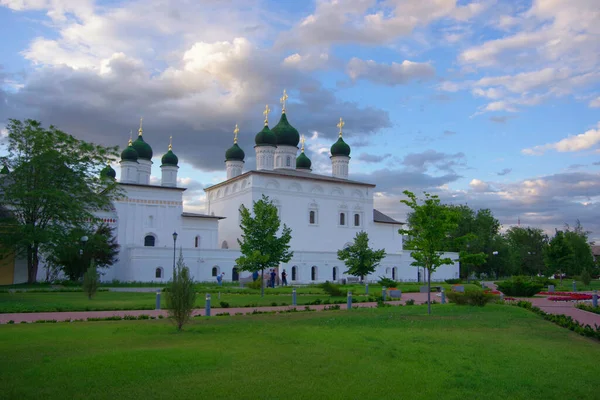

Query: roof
[182,212,225,220]
[373,209,403,225]
[592,245,600,257]
[204,168,375,191]
[119,182,187,191]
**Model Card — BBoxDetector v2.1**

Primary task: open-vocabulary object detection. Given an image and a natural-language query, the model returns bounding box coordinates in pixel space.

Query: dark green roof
[272,113,300,147]
[296,152,312,170]
[255,125,277,146]
[330,137,351,157]
[120,144,139,162]
[101,164,116,179]
[0,165,9,175]
[225,143,245,162]
[161,149,179,166]
[132,134,153,160]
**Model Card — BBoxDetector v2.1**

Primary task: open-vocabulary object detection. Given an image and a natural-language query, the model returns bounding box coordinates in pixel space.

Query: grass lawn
[0,305,598,400]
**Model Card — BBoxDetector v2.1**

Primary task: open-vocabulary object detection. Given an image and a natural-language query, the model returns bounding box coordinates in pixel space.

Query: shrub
[219,301,230,308]
[246,279,262,290]
[446,291,469,305]
[497,276,543,297]
[271,302,278,307]
[405,299,415,306]
[166,251,197,331]
[319,281,346,297]
[82,264,100,300]
[445,278,461,284]
[580,269,591,287]
[447,290,496,306]
[378,276,397,287]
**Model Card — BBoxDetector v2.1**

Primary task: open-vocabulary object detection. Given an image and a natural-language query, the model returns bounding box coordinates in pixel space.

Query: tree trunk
[261,268,264,297]
[427,267,431,315]
[27,245,39,283]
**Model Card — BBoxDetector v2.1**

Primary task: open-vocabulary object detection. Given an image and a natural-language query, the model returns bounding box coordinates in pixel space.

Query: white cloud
[346,58,435,85]
[590,97,600,108]
[282,52,331,71]
[522,122,600,155]
[469,178,492,192]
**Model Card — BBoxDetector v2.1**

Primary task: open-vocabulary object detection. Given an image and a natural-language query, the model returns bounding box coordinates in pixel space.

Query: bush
[497,276,543,297]
[445,278,462,284]
[378,276,397,287]
[166,251,197,331]
[246,279,262,290]
[405,299,415,306]
[580,269,591,287]
[219,301,230,308]
[319,281,346,297]
[82,264,100,300]
[447,290,496,306]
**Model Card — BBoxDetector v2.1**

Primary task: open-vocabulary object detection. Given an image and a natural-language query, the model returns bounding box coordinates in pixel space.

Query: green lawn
[0,305,598,399]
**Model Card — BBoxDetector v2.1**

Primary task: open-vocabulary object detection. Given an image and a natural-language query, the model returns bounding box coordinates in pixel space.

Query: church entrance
[232,267,239,282]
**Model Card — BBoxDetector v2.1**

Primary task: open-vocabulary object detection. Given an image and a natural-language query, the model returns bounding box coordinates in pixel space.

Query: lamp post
[80,236,89,280]
[492,251,498,279]
[172,231,178,277]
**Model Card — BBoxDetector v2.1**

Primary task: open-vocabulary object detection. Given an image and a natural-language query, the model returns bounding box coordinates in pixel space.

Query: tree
[545,221,595,278]
[82,261,99,300]
[0,119,119,283]
[505,226,548,275]
[45,223,120,281]
[166,249,197,331]
[399,191,460,315]
[236,195,293,297]
[580,268,591,287]
[337,231,385,282]
[544,230,573,277]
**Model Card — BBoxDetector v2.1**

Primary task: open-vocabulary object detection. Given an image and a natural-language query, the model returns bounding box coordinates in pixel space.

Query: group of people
[251,269,288,287]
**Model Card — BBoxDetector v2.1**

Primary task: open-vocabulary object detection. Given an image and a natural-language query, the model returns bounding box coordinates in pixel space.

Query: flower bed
[539,291,583,296]
[484,290,501,295]
[547,294,592,302]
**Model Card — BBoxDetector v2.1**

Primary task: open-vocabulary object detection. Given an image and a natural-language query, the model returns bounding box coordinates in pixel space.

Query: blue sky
[1,0,599,240]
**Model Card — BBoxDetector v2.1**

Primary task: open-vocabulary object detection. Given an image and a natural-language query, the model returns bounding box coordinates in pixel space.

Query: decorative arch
[311,266,318,281]
[221,240,229,249]
[217,189,223,198]
[144,234,156,247]
[385,267,391,275]
[310,184,324,194]
[351,189,364,198]
[232,182,239,193]
[330,187,344,196]
[155,267,163,279]
[265,179,280,190]
[212,266,220,276]
[287,182,302,192]
[225,186,230,196]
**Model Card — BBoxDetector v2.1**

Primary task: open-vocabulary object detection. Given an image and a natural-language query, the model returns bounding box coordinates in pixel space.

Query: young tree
[337,231,385,282]
[399,191,460,315]
[0,119,120,283]
[45,223,120,281]
[580,268,591,288]
[166,249,197,331]
[82,261,99,300]
[236,195,293,297]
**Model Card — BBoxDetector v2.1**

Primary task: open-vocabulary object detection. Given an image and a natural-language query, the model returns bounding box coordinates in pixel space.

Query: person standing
[270,269,276,288]
[252,271,259,282]
[217,272,224,286]
[281,270,288,286]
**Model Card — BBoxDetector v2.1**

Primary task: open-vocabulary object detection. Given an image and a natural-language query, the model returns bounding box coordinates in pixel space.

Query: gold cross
[300,134,305,152]
[138,117,143,135]
[263,104,271,125]
[168,135,173,151]
[337,117,345,137]
[128,130,133,145]
[280,89,288,113]
[233,124,239,144]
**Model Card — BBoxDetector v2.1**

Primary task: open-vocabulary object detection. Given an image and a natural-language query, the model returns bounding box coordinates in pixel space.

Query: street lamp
[80,236,89,280]
[172,231,178,276]
[492,251,499,279]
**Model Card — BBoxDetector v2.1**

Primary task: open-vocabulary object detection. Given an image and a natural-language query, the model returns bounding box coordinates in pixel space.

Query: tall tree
[337,231,386,282]
[544,221,594,277]
[505,226,548,275]
[399,191,460,315]
[45,223,120,281]
[236,195,293,297]
[0,119,120,282]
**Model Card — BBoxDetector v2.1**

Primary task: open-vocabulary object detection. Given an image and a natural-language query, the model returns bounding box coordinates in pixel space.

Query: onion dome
[330,117,351,157]
[296,134,311,170]
[0,165,9,175]
[255,105,277,146]
[161,136,179,166]
[131,118,153,160]
[226,125,245,161]
[100,163,116,179]
[121,138,139,162]
[272,112,300,147]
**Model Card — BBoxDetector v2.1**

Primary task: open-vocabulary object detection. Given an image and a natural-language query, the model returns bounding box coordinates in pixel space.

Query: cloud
[282,52,332,71]
[590,97,600,108]
[497,168,512,176]
[346,58,435,86]
[522,122,600,155]
[443,130,456,136]
[357,153,391,163]
[489,115,516,124]
[469,178,493,193]
[401,150,466,173]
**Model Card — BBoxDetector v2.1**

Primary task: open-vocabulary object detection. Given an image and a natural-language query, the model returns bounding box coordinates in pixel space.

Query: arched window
[195,236,201,248]
[221,240,228,249]
[309,210,315,224]
[155,267,163,279]
[354,213,360,227]
[144,235,155,247]
[292,266,297,281]
[311,266,317,281]
[339,213,345,226]
[212,267,218,277]
[392,267,397,280]
[286,156,291,167]
[333,267,338,281]
[232,267,239,281]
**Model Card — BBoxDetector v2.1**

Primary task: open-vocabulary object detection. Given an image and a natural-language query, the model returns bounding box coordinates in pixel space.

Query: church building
[1,92,459,284]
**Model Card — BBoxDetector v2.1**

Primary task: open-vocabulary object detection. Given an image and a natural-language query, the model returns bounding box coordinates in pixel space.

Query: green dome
[330,137,351,157]
[225,143,245,161]
[120,144,139,162]
[255,125,277,146]
[272,113,300,147]
[0,165,9,175]
[161,149,179,166]
[132,134,153,160]
[101,164,116,179]
[296,151,312,170]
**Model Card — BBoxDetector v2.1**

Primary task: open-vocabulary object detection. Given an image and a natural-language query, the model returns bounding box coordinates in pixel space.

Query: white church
[4,93,459,284]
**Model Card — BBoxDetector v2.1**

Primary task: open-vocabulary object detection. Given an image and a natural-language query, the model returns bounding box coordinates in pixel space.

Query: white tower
[119,136,139,184]
[330,117,351,179]
[272,89,299,169]
[225,124,245,179]
[131,118,153,185]
[160,136,179,187]
[254,104,277,171]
